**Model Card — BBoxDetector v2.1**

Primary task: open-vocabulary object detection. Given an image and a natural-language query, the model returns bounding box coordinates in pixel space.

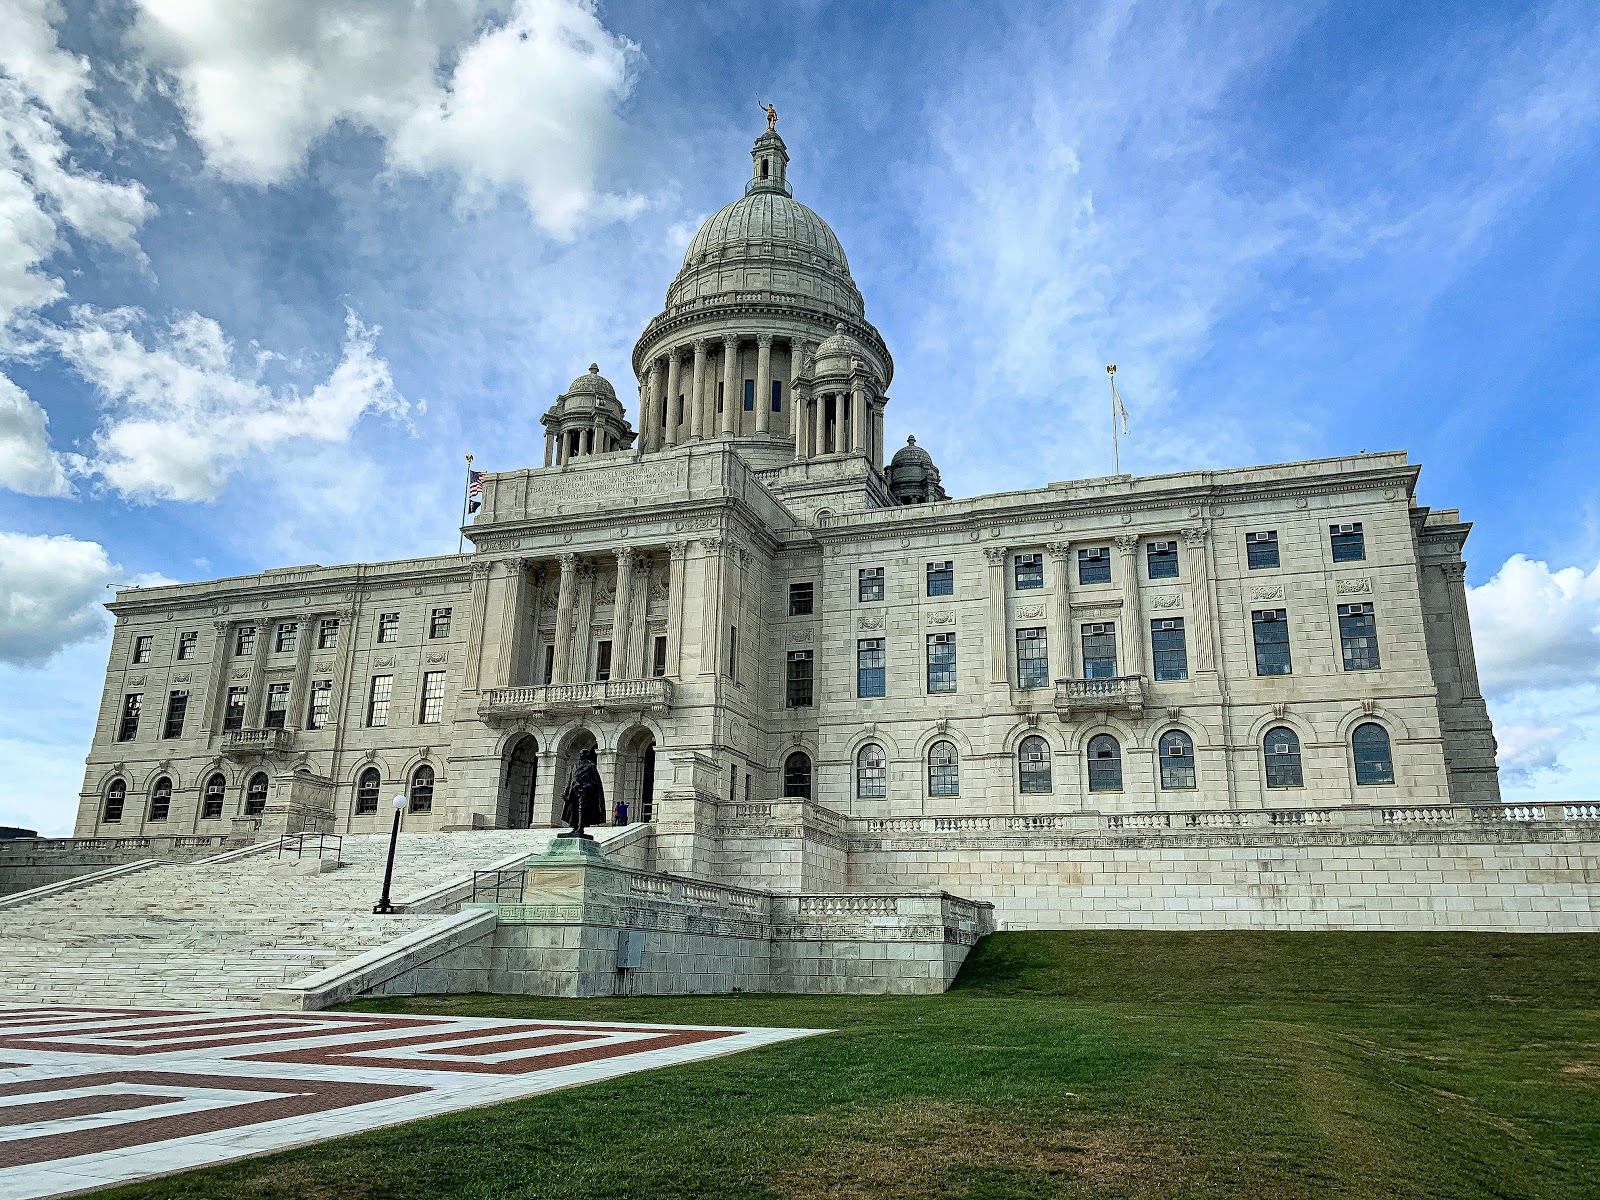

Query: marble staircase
[0,828,610,1008]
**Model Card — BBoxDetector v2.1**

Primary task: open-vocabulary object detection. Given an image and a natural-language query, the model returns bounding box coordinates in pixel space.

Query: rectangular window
[274,623,296,654]
[789,582,814,615]
[317,618,339,650]
[728,626,738,681]
[223,686,247,731]
[1330,523,1366,562]
[177,631,197,660]
[429,608,452,638]
[377,613,400,644]
[651,636,668,678]
[771,380,783,412]
[1247,530,1280,570]
[1339,602,1381,671]
[132,635,152,665]
[1016,627,1050,688]
[1014,553,1044,590]
[162,690,188,739]
[595,639,613,682]
[785,650,814,708]
[419,670,447,723]
[1078,547,1111,584]
[743,378,755,411]
[716,380,724,413]
[367,675,393,727]
[543,644,555,684]
[1082,624,1118,679]
[264,682,290,729]
[927,561,954,596]
[1252,609,1292,676]
[730,763,738,804]
[235,626,256,656]
[307,680,332,730]
[1147,541,1180,579]
[926,632,957,693]
[859,566,884,602]
[1151,618,1189,681]
[858,637,886,698]
[117,693,141,742]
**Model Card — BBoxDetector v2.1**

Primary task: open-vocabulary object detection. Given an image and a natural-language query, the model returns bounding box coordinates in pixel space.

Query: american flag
[467,470,485,513]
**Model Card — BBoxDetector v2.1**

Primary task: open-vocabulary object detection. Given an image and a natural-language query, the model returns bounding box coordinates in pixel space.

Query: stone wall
[0,835,251,897]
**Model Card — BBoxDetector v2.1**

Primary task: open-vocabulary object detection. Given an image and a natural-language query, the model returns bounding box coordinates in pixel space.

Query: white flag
[1111,378,1130,434]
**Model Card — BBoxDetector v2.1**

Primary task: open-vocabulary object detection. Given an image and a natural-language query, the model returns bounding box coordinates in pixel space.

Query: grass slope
[99,932,1598,1200]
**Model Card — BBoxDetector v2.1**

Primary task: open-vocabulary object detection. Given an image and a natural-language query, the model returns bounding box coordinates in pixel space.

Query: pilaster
[1114,534,1146,678]
[755,334,773,435]
[983,546,1009,685]
[1045,542,1074,680]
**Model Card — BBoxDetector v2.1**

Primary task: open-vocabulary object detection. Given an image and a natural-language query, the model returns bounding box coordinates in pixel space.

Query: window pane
[356,768,381,814]
[1159,730,1196,789]
[224,686,247,731]
[1146,542,1179,579]
[103,780,125,822]
[275,623,297,653]
[1339,603,1381,671]
[786,651,814,707]
[1252,610,1292,676]
[307,680,332,730]
[789,582,814,615]
[377,613,400,643]
[1247,531,1280,570]
[1077,547,1111,584]
[1014,553,1043,589]
[430,608,452,638]
[857,638,886,698]
[927,633,957,693]
[1151,619,1188,681]
[1330,523,1366,562]
[1087,734,1122,792]
[117,693,141,742]
[1353,722,1394,785]
[149,777,171,821]
[177,631,197,660]
[928,740,959,796]
[419,671,446,723]
[859,566,884,602]
[1264,726,1303,788]
[410,765,434,813]
[245,772,268,815]
[264,683,290,729]
[236,627,256,656]
[317,618,339,650]
[162,690,188,739]
[132,636,152,664]
[368,675,393,726]
[1016,627,1049,688]
[743,378,755,411]
[202,774,225,818]
[927,561,954,596]
[783,752,812,799]
[1082,624,1118,679]
[1018,735,1052,793]
[857,743,886,798]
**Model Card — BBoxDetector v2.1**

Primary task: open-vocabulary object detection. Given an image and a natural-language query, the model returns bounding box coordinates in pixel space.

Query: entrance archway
[501,734,540,828]
[616,726,658,824]
[551,728,599,827]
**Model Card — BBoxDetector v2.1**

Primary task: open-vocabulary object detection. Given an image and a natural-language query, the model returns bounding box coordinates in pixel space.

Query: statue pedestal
[539,836,607,863]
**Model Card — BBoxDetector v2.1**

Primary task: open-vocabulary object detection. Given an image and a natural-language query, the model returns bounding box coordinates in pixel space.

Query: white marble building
[75,125,1595,933]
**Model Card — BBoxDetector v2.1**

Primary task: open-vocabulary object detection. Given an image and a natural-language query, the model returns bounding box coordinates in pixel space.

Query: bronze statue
[761,102,778,133]
[559,747,606,840]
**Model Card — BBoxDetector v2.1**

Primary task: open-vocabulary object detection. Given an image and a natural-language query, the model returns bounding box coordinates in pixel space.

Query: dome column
[790,340,808,444]
[640,361,658,451]
[792,381,811,462]
[755,335,773,435]
[850,383,866,453]
[543,431,555,468]
[720,334,739,437]
[664,349,682,447]
[689,339,708,440]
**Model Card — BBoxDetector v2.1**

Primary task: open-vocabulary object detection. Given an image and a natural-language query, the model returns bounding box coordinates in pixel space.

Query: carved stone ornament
[1045,541,1071,559]
[1166,706,1181,721]
[313,660,332,673]
[426,651,448,664]
[1335,577,1373,596]
[791,629,814,645]
[1272,702,1289,719]
[1114,533,1139,551]
[126,675,146,686]
[230,669,250,680]
[927,611,954,626]
[1361,699,1377,715]
[471,559,494,577]
[1017,604,1046,620]
[375,656,396,668]
[170,672,191,683]
[1025,712,1041,728]
[363,748,378,763]
[1149,593,1183,610]
[859,612,885,630]
[1250,585,1286,601]
[935,715,949,735]
[1181,526,1209,546]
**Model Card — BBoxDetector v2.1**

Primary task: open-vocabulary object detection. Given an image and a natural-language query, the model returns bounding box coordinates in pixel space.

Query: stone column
[983,546,1009,685]
[754,335,773,435]
[850,383,866,453]
[325,607,358,731]
[543,432,554,467]
[1181,526,1218,672]
[689,339,707,441]
[613,546,637,680]
[200,620,234,735]
[462,560,494,692]
[493,559,529,687]
[285,615,316,728]
[1114,534,1146,678]
[813,393,826,456]
[642,361,660,450]
[664,350,682,446]
[551,552,578,684]
[789,340,808,442]
[666,541,689,677]
[573,562,597,681]
[242,619,268,727]
[720,334,738,436]
[1045,542,1075,681]
[792,387,810,462]
[698,537,724,676]
[1441,561,1484,699]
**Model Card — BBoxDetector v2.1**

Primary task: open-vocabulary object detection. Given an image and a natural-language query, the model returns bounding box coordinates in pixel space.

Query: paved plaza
[0,1004,822,1198]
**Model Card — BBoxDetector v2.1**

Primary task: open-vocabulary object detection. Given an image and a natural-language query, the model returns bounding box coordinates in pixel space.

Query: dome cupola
[887,435,948,505]
[540,364,636,467]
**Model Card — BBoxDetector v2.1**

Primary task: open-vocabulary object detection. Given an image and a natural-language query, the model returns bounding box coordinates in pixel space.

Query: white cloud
[0,371,70,495]
[55,306,410,503]
[0,530,115,667]
[0,0,93,126]
[1468,554,1600,696]
[130,0,642,236]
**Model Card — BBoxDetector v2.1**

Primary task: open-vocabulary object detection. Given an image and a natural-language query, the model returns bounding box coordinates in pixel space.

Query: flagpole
[1107,365,1120,476]
[457,454,473,554]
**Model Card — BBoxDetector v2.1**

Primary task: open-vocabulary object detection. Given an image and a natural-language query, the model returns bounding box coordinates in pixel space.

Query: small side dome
[564,363,618,403]
[887,435,948,505]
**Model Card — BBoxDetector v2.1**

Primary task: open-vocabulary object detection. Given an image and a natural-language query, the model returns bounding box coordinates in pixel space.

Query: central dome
[679,191,852,281]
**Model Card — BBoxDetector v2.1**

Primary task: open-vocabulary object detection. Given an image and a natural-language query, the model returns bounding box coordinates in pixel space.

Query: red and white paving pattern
[0,1005,823,1198]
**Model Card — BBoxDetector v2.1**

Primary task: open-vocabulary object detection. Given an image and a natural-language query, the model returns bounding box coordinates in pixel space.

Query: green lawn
[103,932,1599,1199]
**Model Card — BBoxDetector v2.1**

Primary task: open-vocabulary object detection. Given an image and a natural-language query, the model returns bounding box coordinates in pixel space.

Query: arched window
[1264,727,1303,788]
[1159,730,1196,790]
[761,157,770,179]
[1018,735,1052,793]
[783,751,812,800]
[103,779,126,823]
[856,744,886,799]
[928,740,959,796]
[1087,734,1122,792]
[355,768,381,815]
[201,773,226,819]
[149,776,172,821]
[245,772,269,815]
[409,764,434,813]
[1352,723,1394,785]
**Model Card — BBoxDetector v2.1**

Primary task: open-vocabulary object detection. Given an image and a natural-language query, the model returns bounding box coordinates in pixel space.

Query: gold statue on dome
[761,102,778,132]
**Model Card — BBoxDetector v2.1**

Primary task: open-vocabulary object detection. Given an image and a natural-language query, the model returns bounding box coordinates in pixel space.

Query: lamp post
[373,794,407,914]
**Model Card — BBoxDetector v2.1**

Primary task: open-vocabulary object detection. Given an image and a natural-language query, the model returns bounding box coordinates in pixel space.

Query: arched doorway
[616,726,657,824]
[551,728,599,827]
[501,734,540,828]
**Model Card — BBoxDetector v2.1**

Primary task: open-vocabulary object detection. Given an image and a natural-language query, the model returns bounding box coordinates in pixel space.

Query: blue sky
[3,0,1598,834]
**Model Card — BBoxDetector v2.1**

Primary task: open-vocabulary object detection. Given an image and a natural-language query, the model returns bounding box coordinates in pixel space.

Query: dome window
[761,158,769,179]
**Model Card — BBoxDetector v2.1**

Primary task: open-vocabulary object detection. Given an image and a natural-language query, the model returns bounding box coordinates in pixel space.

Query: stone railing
[479,678,674,721]
[1054,675,1146,716]
[222,728,295,757]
